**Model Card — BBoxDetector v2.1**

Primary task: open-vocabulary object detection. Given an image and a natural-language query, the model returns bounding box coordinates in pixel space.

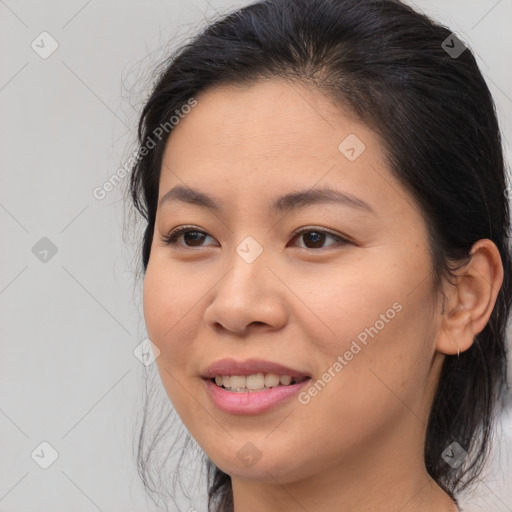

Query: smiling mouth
[209,373,310,392]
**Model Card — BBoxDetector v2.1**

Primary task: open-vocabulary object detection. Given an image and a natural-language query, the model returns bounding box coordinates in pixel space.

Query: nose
[202,248,288,335]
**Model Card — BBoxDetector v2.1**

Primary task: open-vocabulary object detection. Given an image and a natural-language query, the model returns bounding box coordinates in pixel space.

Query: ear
[436,239,504,355]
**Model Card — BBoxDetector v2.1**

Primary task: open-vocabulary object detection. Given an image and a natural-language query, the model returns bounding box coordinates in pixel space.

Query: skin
[142,79,503,512]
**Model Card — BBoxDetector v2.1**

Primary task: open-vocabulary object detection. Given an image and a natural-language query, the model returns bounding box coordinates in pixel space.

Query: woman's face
[143,79,446,485]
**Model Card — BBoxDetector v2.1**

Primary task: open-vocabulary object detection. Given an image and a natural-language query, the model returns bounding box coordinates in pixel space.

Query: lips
[202,358,311,379]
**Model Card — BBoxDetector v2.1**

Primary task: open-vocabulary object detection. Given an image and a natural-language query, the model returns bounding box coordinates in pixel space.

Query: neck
[230,424,458,512]
[231,467,457,512]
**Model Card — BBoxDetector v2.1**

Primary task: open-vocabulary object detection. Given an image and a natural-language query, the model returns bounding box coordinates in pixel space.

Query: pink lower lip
[203,378,311,414]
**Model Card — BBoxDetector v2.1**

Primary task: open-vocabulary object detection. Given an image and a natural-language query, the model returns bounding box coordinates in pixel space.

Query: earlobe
[435,239,504,356]
[436,298,473,356]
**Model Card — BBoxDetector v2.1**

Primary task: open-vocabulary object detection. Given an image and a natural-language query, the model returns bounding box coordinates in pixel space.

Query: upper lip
[202,358,311,379]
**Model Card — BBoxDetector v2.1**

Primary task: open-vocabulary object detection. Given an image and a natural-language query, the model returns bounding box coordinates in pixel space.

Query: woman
[128,0,511,510]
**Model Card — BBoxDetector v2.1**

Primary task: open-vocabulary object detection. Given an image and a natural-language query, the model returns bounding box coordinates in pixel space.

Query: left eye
[289,227,349,249]
[160,226,349,250]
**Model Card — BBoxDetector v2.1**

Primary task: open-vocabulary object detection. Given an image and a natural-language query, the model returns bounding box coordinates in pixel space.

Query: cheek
[302,283,436,436]
[142,258,195,371]
[143,250,199,336]
[142,267,195,419]
[142,254,216,422]
[143,265,171,345]
[287,256,406,356]
[294,248,437,412]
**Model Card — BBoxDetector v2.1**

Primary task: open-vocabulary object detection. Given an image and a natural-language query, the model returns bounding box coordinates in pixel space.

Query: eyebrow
[159,185,376,216]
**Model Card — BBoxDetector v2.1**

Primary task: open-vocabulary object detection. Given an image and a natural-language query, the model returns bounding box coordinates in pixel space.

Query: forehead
[164,79,367,163]
[161,80,383,182]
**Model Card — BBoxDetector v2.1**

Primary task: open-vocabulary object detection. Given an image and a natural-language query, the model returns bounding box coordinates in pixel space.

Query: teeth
[229,375,246,390]
[264,373,280,388]
[213,372,305,391]
[246,373,265,389]
[279,375,292,385]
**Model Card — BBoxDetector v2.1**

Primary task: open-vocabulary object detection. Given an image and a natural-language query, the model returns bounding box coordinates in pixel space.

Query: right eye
[160,225,218,248]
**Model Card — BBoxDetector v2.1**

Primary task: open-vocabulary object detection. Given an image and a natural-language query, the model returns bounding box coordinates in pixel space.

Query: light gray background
[1,1,511,511]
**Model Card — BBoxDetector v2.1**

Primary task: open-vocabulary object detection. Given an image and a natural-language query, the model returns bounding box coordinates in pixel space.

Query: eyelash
[160,225,351,250]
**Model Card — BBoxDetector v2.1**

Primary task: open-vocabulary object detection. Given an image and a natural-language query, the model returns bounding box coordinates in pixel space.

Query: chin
[209,448,308,484]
